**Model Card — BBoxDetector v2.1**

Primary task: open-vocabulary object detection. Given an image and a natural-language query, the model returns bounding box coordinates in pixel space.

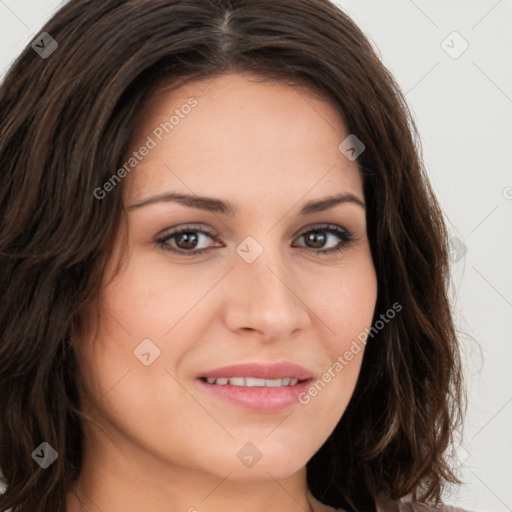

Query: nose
[223,246,310,342]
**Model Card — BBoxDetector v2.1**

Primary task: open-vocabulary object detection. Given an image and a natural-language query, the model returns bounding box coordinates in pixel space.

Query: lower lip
[196,379,312,412]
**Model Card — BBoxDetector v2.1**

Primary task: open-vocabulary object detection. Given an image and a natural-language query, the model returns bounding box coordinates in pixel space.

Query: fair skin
[67,73,377,512]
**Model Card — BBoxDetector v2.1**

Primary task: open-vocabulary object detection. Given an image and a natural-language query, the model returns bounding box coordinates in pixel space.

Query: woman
[0,1,468,511]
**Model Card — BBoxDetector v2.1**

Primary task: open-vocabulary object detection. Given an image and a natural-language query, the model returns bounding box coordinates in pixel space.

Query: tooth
[244,377,266,387]
[265,378,283,387]
[206,376,301,387]
[228,377,245,386]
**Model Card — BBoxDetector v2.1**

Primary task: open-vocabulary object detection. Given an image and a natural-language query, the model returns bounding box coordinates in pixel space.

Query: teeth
[245,377,266,387]
[204,377,300,387]
[229,377,246,386]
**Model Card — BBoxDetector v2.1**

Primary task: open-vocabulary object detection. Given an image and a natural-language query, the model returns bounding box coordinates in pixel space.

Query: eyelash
[156,223,355,257]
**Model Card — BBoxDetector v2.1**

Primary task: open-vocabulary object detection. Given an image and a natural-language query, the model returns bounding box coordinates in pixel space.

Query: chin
[212,438,312,482]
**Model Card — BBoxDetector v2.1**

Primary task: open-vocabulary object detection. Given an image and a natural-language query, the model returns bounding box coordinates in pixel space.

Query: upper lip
[197,362,314,381]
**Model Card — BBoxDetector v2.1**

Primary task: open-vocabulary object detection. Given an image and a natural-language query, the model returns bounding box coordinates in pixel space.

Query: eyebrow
[127,191,365,215]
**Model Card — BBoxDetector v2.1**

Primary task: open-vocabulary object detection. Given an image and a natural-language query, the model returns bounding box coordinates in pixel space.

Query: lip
[197,362,314,381]
[196,362,314,412]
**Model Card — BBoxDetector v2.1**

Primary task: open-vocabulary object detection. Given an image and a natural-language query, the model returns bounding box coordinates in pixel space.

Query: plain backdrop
[1,1,511,511]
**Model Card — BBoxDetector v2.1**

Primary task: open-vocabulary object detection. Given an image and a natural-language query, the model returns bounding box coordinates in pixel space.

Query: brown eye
[304,231,328,249]
[174,231,201,250]
[157,226,218,256]
[156,224,354,257]
[294,225,355,255]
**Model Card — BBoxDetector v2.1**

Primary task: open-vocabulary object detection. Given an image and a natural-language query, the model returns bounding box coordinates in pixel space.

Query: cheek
[306,254,378,352]
[99,254,204,338]
[292,254,376,418]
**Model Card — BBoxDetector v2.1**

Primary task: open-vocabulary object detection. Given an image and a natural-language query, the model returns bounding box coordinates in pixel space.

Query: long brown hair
[0,1,464,510]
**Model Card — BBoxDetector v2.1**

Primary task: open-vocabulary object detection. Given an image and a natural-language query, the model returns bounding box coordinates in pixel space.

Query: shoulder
[375,497,472,512]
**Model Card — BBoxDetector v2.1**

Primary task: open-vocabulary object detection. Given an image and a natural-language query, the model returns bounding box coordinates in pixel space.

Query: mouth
[196,362,314,412]
[199,376,304,387]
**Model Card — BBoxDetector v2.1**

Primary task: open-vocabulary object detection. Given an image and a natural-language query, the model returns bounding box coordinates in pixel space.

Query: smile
[202,377,300,387]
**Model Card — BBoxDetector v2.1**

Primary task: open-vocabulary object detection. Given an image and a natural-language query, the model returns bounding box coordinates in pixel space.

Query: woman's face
[77,73,377,482]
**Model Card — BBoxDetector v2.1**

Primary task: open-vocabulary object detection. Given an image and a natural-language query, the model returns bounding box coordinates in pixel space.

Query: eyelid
[156,224,218,241]
[156,224,220,254]
[293,224,355,252]
[155,223,355,256]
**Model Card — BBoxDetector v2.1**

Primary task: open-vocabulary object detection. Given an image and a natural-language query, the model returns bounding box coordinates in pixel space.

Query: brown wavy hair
[0,0,465,510]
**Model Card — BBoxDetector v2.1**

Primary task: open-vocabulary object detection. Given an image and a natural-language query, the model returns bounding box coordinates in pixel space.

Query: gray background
[1,1,511,510]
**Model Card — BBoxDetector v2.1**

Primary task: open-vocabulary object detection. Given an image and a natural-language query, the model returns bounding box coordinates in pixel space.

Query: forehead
[123,73,363,206]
